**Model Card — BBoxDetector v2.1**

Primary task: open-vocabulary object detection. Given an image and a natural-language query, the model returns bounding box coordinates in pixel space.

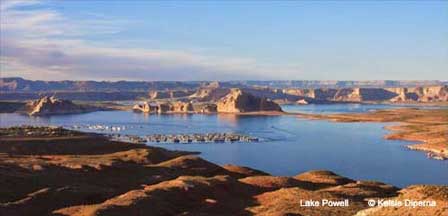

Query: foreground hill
[0,127,446,216]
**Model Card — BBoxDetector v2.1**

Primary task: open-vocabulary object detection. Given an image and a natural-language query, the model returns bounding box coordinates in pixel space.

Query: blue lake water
[1,104,447,187]
[282,103,447,114]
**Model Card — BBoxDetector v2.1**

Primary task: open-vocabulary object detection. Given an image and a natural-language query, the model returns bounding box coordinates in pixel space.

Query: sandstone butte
[24,96,102,116]
[282,85,448,103]
[133,101,204,114]
[18,89,283,116]
[130,85,448,110]
[1,126,447,216]
[133,88,283,114]
[216,88,282,113]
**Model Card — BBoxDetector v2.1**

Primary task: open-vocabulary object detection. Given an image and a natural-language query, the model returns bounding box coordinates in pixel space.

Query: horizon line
[3,77,447,83]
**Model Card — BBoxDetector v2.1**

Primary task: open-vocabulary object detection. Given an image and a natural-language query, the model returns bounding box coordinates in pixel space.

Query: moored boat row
[108,133,259,144]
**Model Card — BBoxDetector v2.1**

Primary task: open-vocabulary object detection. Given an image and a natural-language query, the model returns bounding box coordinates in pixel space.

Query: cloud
[0,0,40,11]
[0,1,300,81]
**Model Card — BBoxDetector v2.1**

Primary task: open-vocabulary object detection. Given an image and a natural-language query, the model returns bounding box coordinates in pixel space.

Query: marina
[108,133,259,144]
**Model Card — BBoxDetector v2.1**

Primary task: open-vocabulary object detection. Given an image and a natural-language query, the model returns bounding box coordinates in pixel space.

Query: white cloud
[0,0,40,11]
[0,1,300,81]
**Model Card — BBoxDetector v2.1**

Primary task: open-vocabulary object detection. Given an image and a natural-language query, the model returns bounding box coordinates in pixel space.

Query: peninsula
[297,108,448,160]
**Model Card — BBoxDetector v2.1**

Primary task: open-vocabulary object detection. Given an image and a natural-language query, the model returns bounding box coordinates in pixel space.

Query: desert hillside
[1,127,446,216]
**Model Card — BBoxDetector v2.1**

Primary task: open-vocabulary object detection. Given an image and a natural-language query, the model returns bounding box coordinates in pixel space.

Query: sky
[0,0,447,81]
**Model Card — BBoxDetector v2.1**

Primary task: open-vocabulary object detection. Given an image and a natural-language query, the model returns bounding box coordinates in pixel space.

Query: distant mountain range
[241,80,448,88]
[0,77,201,92]
[1,77,447,92]
[1,77,447,103]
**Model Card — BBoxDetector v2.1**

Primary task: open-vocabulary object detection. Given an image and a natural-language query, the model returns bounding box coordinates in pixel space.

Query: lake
[282,103,447,114]
[1,104,446,187]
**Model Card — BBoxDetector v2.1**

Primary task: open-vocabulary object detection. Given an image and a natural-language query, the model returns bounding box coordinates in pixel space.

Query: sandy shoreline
[295,108,448,160]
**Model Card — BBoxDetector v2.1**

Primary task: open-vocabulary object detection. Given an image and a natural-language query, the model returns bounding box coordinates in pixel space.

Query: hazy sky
[1,0,447,81]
